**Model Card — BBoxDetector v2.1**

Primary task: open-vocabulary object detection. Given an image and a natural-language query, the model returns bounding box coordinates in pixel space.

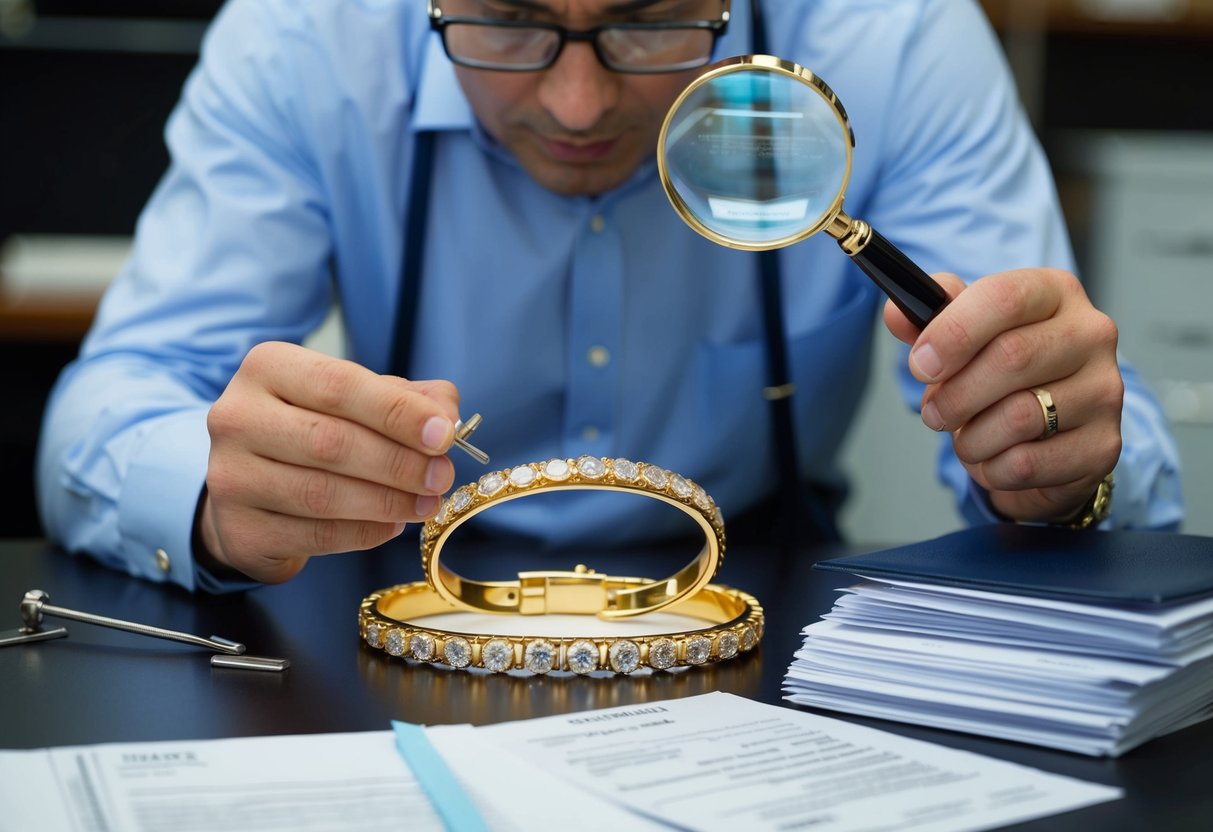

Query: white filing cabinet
[1078,132,1213,535]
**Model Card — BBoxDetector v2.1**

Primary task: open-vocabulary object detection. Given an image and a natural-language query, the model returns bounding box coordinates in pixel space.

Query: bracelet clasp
[517,565,607,615]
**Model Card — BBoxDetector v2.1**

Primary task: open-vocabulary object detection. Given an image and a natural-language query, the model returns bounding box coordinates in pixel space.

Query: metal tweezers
[2,590,289,672]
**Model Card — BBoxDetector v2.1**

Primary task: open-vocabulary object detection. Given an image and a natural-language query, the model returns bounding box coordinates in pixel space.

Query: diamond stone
[576,455,606,479]
[449,487,473,513]
[509,465,537,487]
[642,465,669,489]
[670,474,692,499]
[741,625,757,651]
[718,631,740,659]
[566,640,599,674]
[542,459,571,481]
[612,458,639,481]
[410,632,436,661]
[365,623,383,648]
[523,640,557,674]
[648,638,677,670]
[477,472,506,497]
[481,639,513,672]
[433,502,449,524]
[608,640,641,674]
[444,637,471,668]
[691,484,711,511]
[686,636,712,664]
[385,629,406,657]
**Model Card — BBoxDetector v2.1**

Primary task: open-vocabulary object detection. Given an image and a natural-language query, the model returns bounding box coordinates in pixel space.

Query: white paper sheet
[0,727,660,832]
[425,692,1120,832]
[424,724,671,831]
[0,731,446,832]
[800,619,1172,685]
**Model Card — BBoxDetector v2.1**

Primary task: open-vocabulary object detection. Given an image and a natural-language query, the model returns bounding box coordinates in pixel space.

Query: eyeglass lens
[442,22,716,71]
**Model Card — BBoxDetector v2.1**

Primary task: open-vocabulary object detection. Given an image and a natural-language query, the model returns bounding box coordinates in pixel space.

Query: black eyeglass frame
[428,9,730,74]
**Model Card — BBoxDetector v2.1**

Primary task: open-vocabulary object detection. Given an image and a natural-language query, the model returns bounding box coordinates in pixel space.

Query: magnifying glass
[657,54,949,330]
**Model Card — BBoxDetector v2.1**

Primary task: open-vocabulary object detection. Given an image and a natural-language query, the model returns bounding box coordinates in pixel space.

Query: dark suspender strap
[750,0,839,545]
[758,251,803,544]
[757,251,841,543]
[390,129,435,378]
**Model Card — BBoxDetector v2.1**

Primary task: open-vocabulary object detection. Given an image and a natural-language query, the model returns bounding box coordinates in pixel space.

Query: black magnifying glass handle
[845,225,950,331]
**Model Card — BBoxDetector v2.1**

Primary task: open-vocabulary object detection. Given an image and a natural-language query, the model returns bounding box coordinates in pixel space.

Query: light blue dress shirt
[36,0,1183,590]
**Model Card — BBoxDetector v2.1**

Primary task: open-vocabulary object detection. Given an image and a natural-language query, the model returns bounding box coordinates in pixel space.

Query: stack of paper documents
[784,525,1213,756]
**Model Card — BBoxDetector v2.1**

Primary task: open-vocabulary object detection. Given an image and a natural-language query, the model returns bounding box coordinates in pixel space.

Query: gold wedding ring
[1032,388,1059,439]
[420,457,725,619]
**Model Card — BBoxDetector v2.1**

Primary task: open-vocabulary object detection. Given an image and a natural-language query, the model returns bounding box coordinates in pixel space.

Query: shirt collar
[411,33,473,132]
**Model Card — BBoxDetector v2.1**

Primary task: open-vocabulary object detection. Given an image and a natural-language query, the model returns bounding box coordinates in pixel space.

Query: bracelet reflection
[357,646,762,726]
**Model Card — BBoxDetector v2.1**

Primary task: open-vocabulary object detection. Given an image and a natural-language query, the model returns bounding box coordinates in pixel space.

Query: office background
[2,0,1211,541]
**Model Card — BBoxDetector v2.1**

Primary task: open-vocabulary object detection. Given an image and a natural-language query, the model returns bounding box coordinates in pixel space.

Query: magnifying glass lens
[661,69,849,247]
[659,56,950,331]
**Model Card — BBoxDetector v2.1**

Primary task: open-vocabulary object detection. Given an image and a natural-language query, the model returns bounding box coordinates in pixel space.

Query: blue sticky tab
[392,721,490,832]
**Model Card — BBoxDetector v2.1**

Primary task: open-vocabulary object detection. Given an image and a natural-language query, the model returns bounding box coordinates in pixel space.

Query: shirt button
[589,214,605,233]
[581,425,601,442]
[155,548,171,572]
[587,345,610,368]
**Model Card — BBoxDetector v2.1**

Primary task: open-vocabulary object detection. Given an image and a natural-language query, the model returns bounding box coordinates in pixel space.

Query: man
[37,0,1182,591]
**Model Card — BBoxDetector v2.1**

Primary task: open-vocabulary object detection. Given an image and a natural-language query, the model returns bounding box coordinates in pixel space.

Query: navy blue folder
[814,524,1213,606]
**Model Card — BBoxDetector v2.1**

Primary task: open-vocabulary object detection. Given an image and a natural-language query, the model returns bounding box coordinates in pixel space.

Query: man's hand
[197,341,461,583]
[884,268,1123,525]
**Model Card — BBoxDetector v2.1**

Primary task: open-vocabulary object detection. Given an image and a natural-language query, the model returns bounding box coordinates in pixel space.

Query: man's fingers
[920,317,1093,432]
[950,374,1121,468]
[883,272,967,345]
[241,342,459,451]
[209,396,455,496]
[199,343,468,583]
[905,269,1078,384]
[915,271,1118,433]
[205,502,408,584]
[206,452,444,525]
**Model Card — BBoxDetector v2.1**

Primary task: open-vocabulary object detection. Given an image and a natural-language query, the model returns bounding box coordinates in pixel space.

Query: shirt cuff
[959,472,1129,532]
[114,407,256,593]
[958,478,1005,526]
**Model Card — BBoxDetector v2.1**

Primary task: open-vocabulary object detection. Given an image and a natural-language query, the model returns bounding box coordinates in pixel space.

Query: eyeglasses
[427,2,729,74]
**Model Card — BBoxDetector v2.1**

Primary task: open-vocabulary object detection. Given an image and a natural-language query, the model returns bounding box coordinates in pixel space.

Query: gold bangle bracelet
[359,578,763,675]
[420,457,726,619]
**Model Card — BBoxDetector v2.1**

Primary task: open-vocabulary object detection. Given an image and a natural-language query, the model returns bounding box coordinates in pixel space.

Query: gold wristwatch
[1065,472,1114,530]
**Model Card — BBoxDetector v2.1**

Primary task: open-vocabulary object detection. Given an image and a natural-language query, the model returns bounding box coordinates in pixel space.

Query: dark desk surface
[3,536,1211,831]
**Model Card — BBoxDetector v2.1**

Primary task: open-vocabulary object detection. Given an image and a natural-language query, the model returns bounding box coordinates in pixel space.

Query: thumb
[881,272,967,345]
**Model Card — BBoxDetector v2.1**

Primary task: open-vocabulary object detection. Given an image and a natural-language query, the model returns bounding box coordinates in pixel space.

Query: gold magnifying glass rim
[656,53,856,252]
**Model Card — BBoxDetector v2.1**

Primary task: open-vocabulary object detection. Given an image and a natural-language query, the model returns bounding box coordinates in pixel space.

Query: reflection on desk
[358,645,762,727]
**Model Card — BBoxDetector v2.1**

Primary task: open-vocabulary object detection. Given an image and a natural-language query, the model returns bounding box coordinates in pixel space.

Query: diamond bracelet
[420,457,726,619]
[360,579,763,675]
